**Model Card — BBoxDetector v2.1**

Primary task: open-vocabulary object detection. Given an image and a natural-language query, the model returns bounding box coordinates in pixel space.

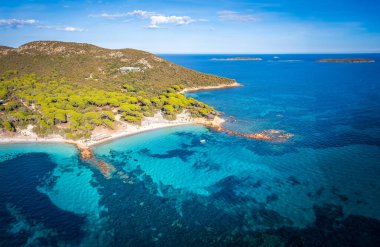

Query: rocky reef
[77,145,116,178]
[210,125,293,142]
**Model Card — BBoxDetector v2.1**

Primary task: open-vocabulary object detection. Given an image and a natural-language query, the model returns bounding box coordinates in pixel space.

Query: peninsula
[316,58,375,63]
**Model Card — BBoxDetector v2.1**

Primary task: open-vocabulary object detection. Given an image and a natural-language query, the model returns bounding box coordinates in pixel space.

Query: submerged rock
[80,148,94,160]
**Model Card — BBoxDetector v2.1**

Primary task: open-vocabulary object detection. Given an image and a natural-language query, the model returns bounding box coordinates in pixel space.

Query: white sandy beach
[0,111,225,148]
[0,124,67,145]
[83,111,199,147]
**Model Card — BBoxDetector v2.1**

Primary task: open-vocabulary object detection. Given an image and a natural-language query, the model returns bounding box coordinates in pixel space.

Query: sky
[0,0,380,53]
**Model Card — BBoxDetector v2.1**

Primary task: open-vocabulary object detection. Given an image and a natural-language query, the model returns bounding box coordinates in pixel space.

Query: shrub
[123,84,136,92]
[3,120,15,132]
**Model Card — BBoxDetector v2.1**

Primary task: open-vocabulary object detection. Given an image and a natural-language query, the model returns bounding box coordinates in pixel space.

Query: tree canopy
[0,72,217,139]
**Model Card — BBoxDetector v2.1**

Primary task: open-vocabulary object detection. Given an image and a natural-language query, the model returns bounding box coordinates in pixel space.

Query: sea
[1,54,380,246]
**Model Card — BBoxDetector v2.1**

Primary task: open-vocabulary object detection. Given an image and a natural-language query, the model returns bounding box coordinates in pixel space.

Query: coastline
[0,137,67,145]
[0,123,197,148]
[0,123,68,146]
[180,82,242,93]
[0,112,224,149]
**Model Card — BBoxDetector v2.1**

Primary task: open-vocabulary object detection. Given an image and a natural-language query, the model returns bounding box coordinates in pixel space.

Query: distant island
[211,57,263,61]
[316,58,375,63]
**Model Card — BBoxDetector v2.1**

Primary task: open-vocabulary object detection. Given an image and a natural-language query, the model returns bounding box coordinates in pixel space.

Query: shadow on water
[138,148,196,162]
[88,161,380,247]
[0,150,379,246]
[0,153,85,246]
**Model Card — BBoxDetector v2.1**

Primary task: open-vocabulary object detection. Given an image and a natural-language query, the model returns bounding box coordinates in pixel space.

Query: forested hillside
[0,41,234,93]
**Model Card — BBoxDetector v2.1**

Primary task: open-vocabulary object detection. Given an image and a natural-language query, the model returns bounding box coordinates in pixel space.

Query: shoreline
[0,112,219,149]
[0,123,197,148]
[181,82,242,93]
[0,138,67,145]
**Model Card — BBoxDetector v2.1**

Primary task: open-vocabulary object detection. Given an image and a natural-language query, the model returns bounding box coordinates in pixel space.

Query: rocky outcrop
[76,144,116,179]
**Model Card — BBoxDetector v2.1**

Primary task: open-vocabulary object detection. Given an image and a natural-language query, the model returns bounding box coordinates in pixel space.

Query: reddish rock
[208,125,292,142]
[80,148,94,160]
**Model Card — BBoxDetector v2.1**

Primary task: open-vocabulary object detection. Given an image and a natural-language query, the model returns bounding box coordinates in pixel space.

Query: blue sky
[0,0,380,53]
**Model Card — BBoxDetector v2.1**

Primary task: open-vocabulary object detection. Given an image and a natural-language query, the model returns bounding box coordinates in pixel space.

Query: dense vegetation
[0,71,216,139]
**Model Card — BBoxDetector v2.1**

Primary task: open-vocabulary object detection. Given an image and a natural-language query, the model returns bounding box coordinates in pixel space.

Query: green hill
[0,41,234,92]
[0,41,234,139]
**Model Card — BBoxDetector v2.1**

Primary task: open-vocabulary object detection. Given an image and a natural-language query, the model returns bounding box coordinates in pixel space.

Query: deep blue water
[1,55,380,246]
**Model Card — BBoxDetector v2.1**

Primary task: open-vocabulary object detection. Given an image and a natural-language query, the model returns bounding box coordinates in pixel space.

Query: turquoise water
[1,55,380,246]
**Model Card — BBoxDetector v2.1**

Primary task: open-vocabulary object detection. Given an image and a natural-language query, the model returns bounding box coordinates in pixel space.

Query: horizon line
[3,41,380,55]
[156,52,380,55]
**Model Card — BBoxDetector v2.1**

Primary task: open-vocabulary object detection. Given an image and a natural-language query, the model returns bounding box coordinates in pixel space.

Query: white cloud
[218,11,258,22]
[90,10,197,29]
[89,13,125,18]
[0,18,83,32]
[37,25,84,32]
[0,19,38,28]
[58,26,84,32]
[148,15,195,28]
[89,10,155,19]
[128,10,155,18]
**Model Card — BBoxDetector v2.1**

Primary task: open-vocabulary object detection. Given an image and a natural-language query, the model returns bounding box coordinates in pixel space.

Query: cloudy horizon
[1,0,380,54]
